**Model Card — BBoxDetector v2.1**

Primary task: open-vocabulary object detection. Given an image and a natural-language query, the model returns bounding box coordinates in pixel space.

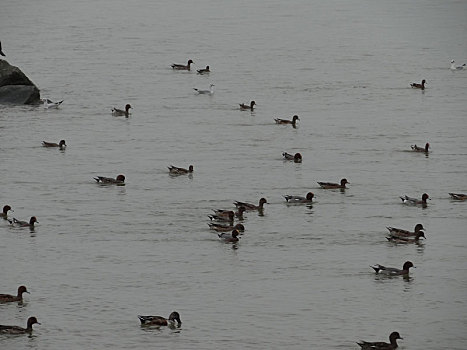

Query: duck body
[284,192,314,204]
[193,84,214,95]
[410,79,426,90]
[218,229,240,242]
[168,165,193,175]
[0,317,40,334]
[138,312,181,327]
[1,205,13,220]
[112,104,132,117]
[234,198,267,211]
[94,175,125,185]
[197,66,210,74]
[386,223,424,237]
[8,216,38,228]
[208,223,245,233]
[239,101,256,110]
[274,115,299,126]
[208,211,234,223]
[411,143,429,152]
[449,193,467,200]
[357,331,402,350]
[400,193,429,206]
[171,59,193,70]
[370,261,414,276]
[451,60,466,70]
[0,286,29,303]
[317,178,349,189]
[386,231,426,243]
[282,152,302,163]
[42,140,66,149]
[213,206,245,220]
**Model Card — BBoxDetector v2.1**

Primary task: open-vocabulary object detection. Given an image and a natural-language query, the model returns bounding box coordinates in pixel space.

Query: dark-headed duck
[357,331,402,350]
[282,152,302,163]
[42,140,66,149]
[411,143,429,153]
[449,193,467,201]
[171,59,193,70]
[0,286,29,303]
[112,104,132,117]
[8,216,38,228]
[197,66,210,74]
[239,101,256,110]
[94,175,125,185]
[234,198,267,211]
[400,193,429,207]
[370,261,415,276]
[138,311,181,327]
[218,229,240,243]
[168,165,194,175]
[318,178,349,189]
[284,192,314,204]
[410,79,426,90]
[1,205,13,220]
[0,317,40,334]
[386,223,424,237]
[208,223,245,233]
[274,115,299,127]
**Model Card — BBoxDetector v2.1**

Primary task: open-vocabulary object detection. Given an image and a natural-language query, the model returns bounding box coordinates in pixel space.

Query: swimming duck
[218,229,240,243]
[411,143,429,152]
[208,211,234,223]
[386,223,424,237]
[400,193,430,206]
[193,84,214,95]
[197,66,210,74]
[168,165,193,175]
[370,261,415,276]
[0,286,29,303]
[317,178,349,189]
[208,223,245,233]
[171,59,193,70]
[234,198,267,211]
[449,193,467,201]
[138,312,182,327]
[42,98,63,109]
[94,175,125,185]
[212,206,246,220]
[0,317,40,335]
[239,101,256,110]
[8,216,38,228]
[1,205,13,220]
[274,115,300,127]
[450,60,466,70]
[42,140,66,149]
[112,104,132,117]
[410,79,426,90]
[357,331,402,350]
[282,152,302,163]
[386,231,426,243]
[0,41,5,56]
[283,192,314,204]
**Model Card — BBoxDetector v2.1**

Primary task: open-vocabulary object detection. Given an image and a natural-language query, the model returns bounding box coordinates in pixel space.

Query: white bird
[193,84,215,95]
[42,98,63,109]
[450,60,466,70]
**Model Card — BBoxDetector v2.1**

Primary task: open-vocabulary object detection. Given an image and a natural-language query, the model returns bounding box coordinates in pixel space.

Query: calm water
[1,0,466,349]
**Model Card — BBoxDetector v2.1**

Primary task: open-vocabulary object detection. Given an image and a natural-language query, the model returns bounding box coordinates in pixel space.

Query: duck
[193,84,214,95]
[411,142,429,152]
[317,178,349,189]
[0,41,5,56]
[410,79,426,90]
[42,140,66,149]
[274,115,300,127]
[218,229,240,243]
[94,174,125,185]
[208,223,245,233]
[112,104,132,117]
[0,286,29,303]
[450,60,466,70]
[208,211,234,223]
[357,331,402,350]
[282,152,302,163]
[197,66,210,74]
[1,205,13,220]
[168,165,193,175]
[212,206,246,220]
[386,223,424,237]
[234,198,267,211]
[0,317,40,335]
[370,261,415,276]
[171,59,193,70]
[239,101,256,110]
[8,216,38,228]
[386,231,426,243]
[138,311,182,327]
[449,193,467,201]
[42,98,63,109]
[283,192,314,204]
[400,193,430,206]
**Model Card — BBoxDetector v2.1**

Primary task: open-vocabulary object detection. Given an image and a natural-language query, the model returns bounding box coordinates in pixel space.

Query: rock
[0,59,40,104]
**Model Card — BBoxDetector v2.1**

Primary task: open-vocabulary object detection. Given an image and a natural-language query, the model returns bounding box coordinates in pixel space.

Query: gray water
[1,0,466,349]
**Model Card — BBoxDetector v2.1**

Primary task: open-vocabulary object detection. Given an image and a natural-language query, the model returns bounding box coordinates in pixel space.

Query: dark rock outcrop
[0,59,40,104]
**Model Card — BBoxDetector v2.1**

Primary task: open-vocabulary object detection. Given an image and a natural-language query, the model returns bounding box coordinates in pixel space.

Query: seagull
[193,84,215,95]
[0,41,5,57]
[450,60,466,70]
[42,98,63,109]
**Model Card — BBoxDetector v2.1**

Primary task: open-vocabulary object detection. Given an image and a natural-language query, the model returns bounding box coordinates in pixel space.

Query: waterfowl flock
[1,41,466,348]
